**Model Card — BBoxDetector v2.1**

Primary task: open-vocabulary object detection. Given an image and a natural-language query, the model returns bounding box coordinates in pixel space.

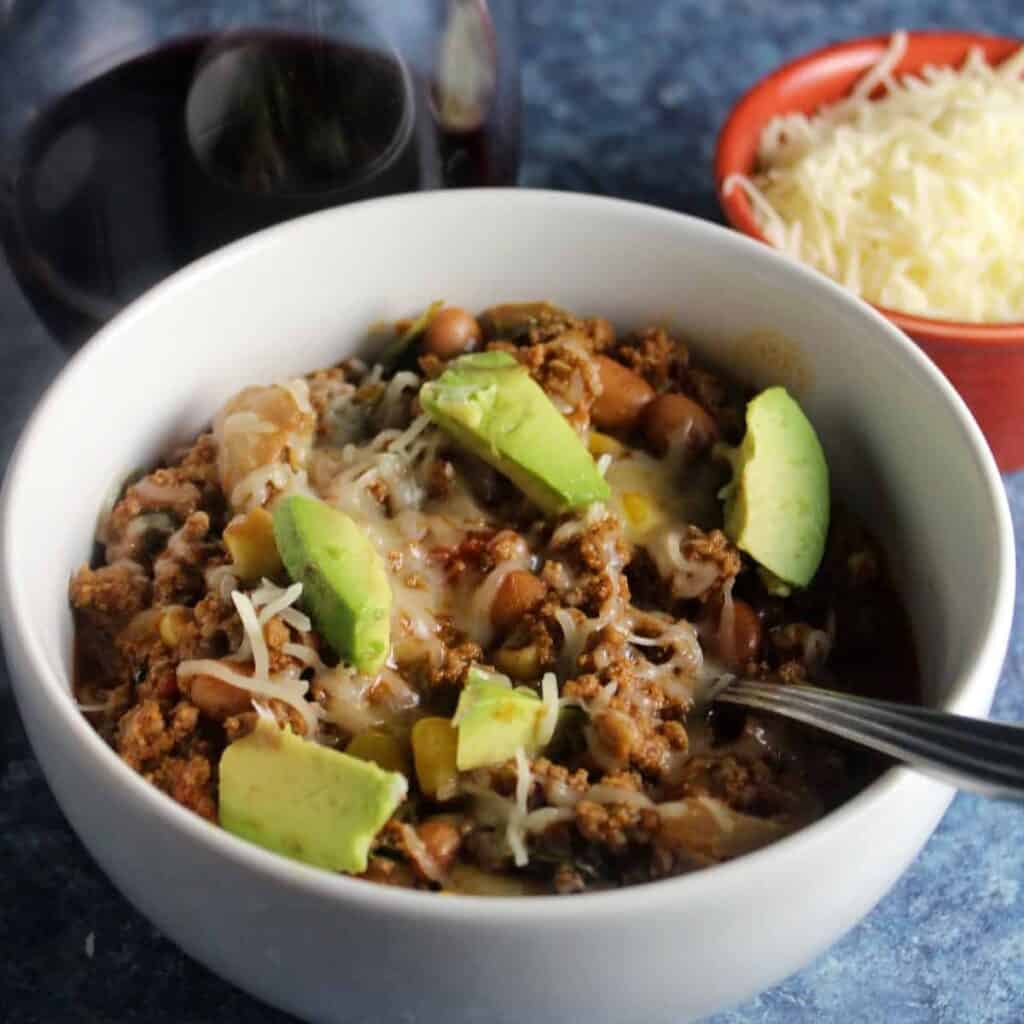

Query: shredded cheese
[229,462,292,511]
[724,32,1024,322]
[281,641,328,672]
[509,747,533,867]
[177,585,320,736]
[231,590,269,680]
[401,822,445,883]
[537,672,560,746]
[256,581,306,628]
[205,564,239,601]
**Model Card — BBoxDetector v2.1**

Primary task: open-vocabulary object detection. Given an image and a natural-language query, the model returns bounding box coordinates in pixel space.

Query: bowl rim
[715,29,1024,345]
[1,187,1015,921]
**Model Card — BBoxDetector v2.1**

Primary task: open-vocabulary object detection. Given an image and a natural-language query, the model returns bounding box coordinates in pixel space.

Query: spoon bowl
[718,680,1024,801]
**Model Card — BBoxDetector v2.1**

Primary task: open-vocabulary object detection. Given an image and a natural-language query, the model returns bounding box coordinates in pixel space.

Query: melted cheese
[605,449,722,542]
[318,664,419,735]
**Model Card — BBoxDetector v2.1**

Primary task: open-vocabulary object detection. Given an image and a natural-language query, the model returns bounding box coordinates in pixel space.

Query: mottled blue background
[3,1,1024,1021]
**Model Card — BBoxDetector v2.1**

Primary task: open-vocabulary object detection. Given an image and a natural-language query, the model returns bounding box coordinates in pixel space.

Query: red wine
[0,32,519,347]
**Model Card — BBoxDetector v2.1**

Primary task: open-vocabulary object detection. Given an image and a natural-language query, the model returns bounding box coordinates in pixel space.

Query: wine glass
[0,0,520,348]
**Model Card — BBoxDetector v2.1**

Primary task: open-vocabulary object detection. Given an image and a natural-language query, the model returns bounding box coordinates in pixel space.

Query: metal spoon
[716,679,1024,800]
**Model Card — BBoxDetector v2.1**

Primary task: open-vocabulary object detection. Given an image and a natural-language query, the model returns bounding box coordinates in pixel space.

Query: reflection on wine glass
[185,34,417,198]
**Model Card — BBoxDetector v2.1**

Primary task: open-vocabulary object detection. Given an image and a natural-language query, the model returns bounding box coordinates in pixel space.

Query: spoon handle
[717,680,1024,801]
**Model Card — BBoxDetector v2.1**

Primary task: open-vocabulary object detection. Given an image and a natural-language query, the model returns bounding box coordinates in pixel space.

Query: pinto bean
[189,673,252,721]
[491,570,546,632]
[642,393,718,455]
[416,818,463,875]
[591,356,655,431]
[422,307,481,359]
[709,599,762,666]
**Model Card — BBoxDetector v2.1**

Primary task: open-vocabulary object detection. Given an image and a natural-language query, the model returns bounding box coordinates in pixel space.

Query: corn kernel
[158,606,189,648]
[224,507,283,582]
[494,643,541,681]
[345,730,409,775]
[412,717,459,800]
[621,491,661,532]
[588,430,625,457]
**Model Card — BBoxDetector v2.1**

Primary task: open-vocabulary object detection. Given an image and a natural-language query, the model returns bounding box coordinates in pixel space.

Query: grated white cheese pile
[723,32,1024,322]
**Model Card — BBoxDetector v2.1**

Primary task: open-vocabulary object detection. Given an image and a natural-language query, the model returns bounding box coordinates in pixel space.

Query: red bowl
[716,31,1024,471]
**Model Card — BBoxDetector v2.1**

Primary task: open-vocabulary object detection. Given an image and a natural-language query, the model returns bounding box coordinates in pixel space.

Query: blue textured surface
[2,1,1024,1021]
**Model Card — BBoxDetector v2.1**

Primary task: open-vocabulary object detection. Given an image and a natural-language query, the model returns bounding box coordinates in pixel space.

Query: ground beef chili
[71,302,919,895]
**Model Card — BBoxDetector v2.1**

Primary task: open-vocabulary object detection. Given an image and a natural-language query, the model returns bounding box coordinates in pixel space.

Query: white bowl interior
[6,191,1009,714]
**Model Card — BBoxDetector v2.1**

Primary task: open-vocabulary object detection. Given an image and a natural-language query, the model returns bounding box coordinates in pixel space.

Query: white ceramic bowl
[1,190,1014,1024]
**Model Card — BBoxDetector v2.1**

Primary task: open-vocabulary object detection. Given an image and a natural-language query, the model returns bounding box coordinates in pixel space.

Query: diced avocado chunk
[455,666,546,770]
[719,387,829,587]
[273,494,391,673]
[219,718,406,874]
[419,352,610,515]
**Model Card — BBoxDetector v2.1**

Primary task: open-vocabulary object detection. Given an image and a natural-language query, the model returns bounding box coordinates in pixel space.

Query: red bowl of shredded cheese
[717,30,1024,471]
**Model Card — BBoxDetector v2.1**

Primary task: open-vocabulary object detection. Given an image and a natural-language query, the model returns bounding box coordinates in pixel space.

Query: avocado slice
[719,386,829,588]
[419,351,610,515]
[219,718,407,874]
[272,494,391,673]
[454,666,547,770]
